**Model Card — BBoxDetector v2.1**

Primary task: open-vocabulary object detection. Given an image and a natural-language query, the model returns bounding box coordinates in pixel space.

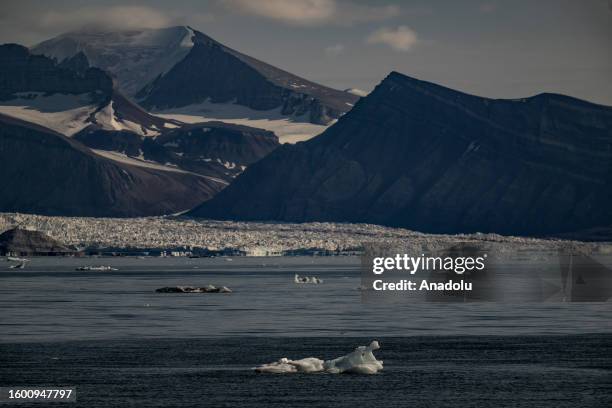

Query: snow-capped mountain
[32,26,195,97]
[0,44,171,137]
[189,71,612,238]
[32,26,359,142]
[0,43,281,216]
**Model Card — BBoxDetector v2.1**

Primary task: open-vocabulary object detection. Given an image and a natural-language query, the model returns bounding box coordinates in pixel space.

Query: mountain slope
[31,26,195,96]
[75,121,279,180]
[1,43,278,185]
[0,113,220,217]
[32,26,358,131]
[0,44,170,136]
[188,72,612,237]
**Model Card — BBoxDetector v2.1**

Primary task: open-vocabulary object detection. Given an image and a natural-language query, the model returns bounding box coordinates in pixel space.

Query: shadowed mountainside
[189,71,612,237]
[0,113,220,217]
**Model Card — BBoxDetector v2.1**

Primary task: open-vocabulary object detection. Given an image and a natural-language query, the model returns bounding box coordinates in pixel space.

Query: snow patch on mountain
[345,88,369,97]
[0,93,162,137]
[94,101,160,136]
[0,92,96,136]
[155,100,331,143]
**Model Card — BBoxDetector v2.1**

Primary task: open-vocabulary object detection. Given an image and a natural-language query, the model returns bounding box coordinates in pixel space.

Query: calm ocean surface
[1,257,611,407]
[1,256,611,341]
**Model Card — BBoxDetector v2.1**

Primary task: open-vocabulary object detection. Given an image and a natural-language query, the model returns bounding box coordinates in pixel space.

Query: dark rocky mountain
[0,228,73,256]
[57,51,91,74]
[32,26,358,125]
[189,71,612,237]
[0,44,171,136]
[0,43,111,101]
[0,113,221,217]
[0,43,280,216]
[75,121,279,180]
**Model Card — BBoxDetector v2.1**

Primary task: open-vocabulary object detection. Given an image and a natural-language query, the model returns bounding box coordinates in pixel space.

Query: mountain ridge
[0,112,221,217]
[188,71,612,237]
[32,26,358,126]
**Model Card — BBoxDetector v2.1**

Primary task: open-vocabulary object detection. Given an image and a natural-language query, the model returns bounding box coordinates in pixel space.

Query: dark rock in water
[155,286,232,293]
[0,228,73,256]
[0,113,220,217]
[189,71,612,238]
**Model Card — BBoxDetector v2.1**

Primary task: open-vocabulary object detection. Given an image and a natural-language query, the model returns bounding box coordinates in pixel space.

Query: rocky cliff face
[0,44,111,101]
[188,72,612,237]
[0,114,220,217]
[75,121,279,180]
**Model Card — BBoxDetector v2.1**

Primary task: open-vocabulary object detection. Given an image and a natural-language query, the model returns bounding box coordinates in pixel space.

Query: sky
[1,0,611,105]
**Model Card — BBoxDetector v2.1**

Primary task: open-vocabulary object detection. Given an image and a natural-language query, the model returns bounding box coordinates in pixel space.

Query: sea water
[1,257,611,407]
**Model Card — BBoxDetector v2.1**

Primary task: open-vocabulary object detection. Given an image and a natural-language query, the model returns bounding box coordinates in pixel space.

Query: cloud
[325,43,345,56]
[39,6,177,31]
[0,4,214,45]
[5,5,213,39]
[366,26,418,52]
[220,0,399,26]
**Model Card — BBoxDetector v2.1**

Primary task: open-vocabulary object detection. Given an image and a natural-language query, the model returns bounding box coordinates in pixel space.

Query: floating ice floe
[155,285,232,293]
[294,274,323,284]
[6,256,29,263]
[9,262,26,269]
[75,265,118,271]
[254,341,383,375]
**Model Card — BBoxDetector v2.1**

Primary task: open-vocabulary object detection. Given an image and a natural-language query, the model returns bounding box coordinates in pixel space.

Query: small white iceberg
[254,341,383,375]
[75,265,118,271]
[294,274,323,284]
[7,256,28,263]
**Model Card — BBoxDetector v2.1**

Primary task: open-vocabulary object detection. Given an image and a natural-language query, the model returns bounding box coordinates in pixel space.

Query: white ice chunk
[255,357,325,374]
[254,341,383,375]
[294,274,323,284]
[324,341,383,374]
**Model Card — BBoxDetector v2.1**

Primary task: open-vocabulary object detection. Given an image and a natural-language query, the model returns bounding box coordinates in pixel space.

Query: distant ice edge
[254,341,383,375]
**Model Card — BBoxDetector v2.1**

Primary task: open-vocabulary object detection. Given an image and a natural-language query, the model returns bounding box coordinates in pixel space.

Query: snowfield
[156,100,331,144]
[0,92,96,136]
[94,101,160,136]
[0,93,160,137]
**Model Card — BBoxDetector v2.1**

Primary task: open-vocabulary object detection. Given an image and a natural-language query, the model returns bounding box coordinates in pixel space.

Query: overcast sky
[1,0,611,104]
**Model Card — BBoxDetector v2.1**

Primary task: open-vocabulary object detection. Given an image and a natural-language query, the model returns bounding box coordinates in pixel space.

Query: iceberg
[294,274,323,284]
[254,341,383,375]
